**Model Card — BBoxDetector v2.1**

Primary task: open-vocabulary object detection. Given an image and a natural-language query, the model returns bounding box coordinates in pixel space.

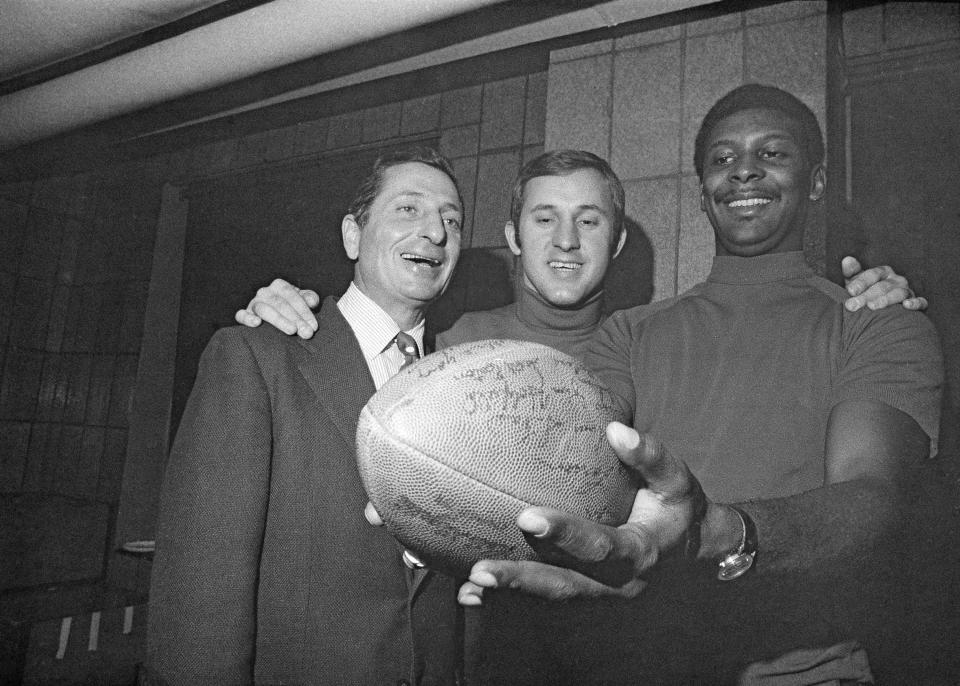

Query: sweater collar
[516,282,605,333]
[707,251,813,285]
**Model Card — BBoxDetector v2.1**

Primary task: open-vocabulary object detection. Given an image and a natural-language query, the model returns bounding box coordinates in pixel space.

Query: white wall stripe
[88,611,101,651]
[56,617,72,659]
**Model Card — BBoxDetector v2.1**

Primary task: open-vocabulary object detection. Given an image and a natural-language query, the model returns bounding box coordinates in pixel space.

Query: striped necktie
[394,331,420,371]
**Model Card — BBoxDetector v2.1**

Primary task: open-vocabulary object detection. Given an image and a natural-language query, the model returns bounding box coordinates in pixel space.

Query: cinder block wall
[179,71,547,257]
[544,0,828,301]
[0,165,159,591]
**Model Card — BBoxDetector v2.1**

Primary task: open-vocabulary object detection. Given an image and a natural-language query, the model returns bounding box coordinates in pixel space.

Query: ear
[504,221,522,257]
[342,214,361,260]
[699,184,707,213]
[612,226,627,259]
[808,164,826,202]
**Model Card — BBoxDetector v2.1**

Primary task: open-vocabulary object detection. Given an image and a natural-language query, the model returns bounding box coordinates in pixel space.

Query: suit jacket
[147,297,461,685]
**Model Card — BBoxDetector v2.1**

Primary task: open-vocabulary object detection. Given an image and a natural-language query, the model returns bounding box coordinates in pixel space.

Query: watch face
[717,551,755,582]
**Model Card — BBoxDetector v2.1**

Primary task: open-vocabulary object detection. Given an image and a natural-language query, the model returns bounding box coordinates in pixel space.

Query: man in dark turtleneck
[436,149,623,357]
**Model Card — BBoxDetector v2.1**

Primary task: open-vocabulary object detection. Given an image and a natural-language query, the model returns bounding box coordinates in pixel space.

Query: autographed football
[355,339,636,577]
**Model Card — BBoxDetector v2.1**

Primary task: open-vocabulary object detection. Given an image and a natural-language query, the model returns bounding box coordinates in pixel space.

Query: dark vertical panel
[828,20,960,685]
[843,64,960,452]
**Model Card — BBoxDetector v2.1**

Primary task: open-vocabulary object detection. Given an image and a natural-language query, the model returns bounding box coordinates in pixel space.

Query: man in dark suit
[145,148,466,685]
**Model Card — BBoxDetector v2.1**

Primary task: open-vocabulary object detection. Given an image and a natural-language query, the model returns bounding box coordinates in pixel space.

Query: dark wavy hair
[347,147,463,227]
[693,84,824,180]
[509,149,625,248]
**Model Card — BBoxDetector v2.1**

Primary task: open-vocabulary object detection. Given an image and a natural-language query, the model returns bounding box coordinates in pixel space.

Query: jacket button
[396,680,411,686]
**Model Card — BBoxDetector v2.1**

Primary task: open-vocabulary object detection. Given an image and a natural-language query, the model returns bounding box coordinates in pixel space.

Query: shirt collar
[337,282,425,361]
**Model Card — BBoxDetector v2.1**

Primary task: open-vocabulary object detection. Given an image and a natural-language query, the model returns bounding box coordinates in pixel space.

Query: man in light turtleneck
[436,150,624,358]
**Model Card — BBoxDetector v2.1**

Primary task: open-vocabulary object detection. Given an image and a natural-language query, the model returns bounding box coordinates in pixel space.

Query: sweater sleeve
[583,309,640,421]
[833,308,944,454]
[146,328,273,685]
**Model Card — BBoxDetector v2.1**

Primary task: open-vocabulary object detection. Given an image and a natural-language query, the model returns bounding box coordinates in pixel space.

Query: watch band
[717,505,757,581]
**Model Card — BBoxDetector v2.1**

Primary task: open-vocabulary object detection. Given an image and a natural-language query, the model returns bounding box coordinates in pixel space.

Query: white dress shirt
[337,282,425,390]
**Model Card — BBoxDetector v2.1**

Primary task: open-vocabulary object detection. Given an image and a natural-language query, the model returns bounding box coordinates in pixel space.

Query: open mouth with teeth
[727,197,772,208]
[549,261,582,272]
[401,252,442,267]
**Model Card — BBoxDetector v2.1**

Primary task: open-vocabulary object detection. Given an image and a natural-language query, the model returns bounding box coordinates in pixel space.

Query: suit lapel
[300,296,437,598]
[297,297,375,448]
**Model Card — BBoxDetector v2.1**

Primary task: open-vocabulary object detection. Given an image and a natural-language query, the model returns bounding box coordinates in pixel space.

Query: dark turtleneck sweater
[587,251,941,501]
[436,282,604,359]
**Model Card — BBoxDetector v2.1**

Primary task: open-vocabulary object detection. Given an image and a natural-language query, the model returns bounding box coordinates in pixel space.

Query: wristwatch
[717,505,757,582]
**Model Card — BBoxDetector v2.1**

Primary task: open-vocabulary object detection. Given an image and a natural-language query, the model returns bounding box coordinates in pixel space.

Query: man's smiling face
[508,168,625,308]
[344,161,462,322]
[699,107,825,257]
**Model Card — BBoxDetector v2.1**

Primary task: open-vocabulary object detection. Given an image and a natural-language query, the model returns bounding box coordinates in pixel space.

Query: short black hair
[347,147,463,227]
[510,149,625,243]
[693,84,824,180]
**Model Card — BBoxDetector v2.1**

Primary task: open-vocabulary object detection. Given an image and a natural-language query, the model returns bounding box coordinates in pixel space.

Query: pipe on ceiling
[0,0,507,152]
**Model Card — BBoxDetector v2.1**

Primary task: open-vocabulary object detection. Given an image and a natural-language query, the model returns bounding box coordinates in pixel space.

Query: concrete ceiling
[0,0,720,155]
[0,0,230,81]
